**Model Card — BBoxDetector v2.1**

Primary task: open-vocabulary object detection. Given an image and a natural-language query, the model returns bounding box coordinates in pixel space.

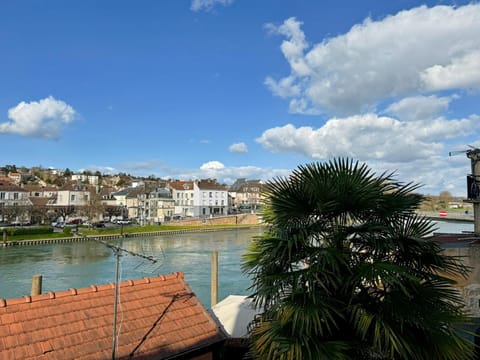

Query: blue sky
[1,0,479,195]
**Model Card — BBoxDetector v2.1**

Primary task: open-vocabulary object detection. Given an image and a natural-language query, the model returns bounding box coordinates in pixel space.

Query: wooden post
[31,275,43,296]
[2,230,6,245]
[211,251,218,306]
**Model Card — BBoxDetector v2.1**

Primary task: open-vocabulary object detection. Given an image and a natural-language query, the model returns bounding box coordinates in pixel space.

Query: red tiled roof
[196,180,226,191]
[28,197,51,206]
[0,272,226,359]
[0,182,27,192]
[169,181,194,191]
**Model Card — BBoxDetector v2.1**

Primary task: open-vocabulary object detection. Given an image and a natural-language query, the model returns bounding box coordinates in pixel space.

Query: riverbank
[419,211,474,222]
[2,224,264,247]
[0,227,263,307]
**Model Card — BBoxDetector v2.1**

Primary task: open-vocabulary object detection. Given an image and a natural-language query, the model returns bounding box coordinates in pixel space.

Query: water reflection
[2,223,479,310]
[0,228,263,307]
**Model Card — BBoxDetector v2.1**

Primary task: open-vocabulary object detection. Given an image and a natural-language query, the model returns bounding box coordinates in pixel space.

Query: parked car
[68,219,83,225]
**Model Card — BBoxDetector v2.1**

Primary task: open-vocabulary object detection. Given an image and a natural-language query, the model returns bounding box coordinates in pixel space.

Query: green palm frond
[243,158,475,359]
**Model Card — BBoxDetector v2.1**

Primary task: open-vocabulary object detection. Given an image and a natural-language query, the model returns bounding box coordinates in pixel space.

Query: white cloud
[385,95,453,122]
[193,163,290,185]
[421,51,480,91]
[0,96,77,140]
[264,76,301,98]
[257,112,478,163]
[265,17,310,77]
[266,4,480,115]
[200,161,225,170]
[229,142,248,153]
[190,0,234,12]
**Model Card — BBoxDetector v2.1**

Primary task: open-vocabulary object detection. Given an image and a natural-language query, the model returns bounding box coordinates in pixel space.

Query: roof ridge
[0,272,185,308]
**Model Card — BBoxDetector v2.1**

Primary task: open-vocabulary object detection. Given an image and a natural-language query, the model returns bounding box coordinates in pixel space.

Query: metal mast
[466,149,480,235]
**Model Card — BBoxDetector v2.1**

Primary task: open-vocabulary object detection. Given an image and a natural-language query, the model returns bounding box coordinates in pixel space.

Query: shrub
[4,226,54,236]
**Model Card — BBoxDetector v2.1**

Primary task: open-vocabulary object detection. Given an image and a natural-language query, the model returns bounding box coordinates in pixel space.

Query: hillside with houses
[0,165,264,226]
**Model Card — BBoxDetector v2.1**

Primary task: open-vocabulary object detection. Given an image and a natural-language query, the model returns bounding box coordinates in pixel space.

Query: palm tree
[242,158,474,360]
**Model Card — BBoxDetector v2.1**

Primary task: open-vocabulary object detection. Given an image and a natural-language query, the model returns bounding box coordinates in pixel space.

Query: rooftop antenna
[450,146,480,235]
[94,238,162,360]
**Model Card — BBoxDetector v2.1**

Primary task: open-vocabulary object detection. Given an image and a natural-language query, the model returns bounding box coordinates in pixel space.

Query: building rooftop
[0,272,226,359]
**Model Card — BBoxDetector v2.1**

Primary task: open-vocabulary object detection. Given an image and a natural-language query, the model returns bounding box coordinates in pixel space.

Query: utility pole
[467,149,480,235]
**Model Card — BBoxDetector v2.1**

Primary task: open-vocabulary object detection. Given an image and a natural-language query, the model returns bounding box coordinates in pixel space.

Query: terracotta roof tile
[0,272,225,359]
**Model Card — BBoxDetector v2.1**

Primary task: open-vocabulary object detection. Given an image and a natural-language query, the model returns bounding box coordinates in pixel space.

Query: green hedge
[2,226,54,236]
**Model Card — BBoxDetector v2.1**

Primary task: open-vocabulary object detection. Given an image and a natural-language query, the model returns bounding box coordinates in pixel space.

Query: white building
[194,179,228,217]
[169,181,195,217]
[137,188,175,224]
[55,182,92,207]
[71,174,100,186]
[0,181,31,223]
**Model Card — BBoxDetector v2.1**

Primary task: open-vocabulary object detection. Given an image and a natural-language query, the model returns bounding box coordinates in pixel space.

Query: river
[0,228,263,308]
[0,221,476,309]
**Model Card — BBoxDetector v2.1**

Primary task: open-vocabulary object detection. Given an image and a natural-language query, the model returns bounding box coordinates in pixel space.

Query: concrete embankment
[2,224,264,247]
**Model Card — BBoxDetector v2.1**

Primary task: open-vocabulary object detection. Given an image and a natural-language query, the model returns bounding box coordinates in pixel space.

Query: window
[209,192,212,198]
[0,193,4,200]
[71,194,76,202]
[13,193,19,200]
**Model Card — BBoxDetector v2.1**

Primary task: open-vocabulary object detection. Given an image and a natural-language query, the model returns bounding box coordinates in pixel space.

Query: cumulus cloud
[385,95,454,122]
[257,111,478,163]
[0,96,77,140]
[191,0,234,12]
[200,160,225,170]
[265,4,480,115]
[229,142,248,153]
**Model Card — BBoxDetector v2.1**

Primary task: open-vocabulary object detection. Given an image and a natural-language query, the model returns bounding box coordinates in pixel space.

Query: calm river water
[0,228,263,308]
[0,221,476,308]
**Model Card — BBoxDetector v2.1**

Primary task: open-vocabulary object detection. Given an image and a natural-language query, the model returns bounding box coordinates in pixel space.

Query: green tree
[82,190,105,221]
[242,159,474,360]
[64,168,73,177]
[439,190,453,209]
